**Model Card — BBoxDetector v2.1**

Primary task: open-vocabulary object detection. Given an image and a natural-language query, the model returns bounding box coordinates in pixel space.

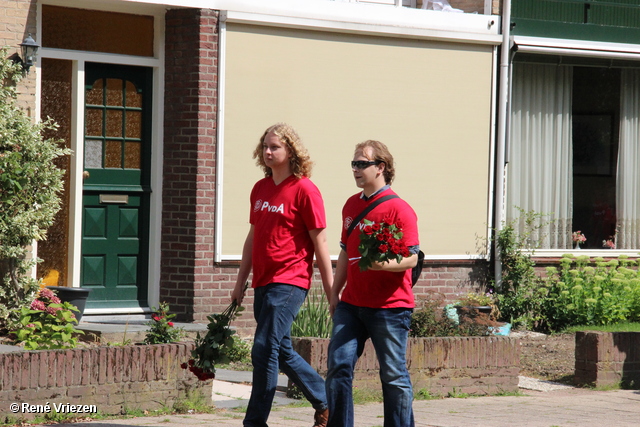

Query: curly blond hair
[253,123,313,178]
[355,140,395,185]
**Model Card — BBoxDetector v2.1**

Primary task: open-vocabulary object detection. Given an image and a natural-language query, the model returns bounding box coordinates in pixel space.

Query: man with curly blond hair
[232,123,332,427]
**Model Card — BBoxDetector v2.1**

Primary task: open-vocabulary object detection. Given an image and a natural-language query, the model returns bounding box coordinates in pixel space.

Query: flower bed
[292,336,520,396]
[0,342,210,421]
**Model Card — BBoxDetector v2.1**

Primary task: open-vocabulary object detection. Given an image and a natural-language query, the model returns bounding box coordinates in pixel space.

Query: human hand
[329,293,340,317]
[231,283,247,306]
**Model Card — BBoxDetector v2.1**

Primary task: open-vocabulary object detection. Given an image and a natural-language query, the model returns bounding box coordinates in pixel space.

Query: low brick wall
[0,342,211,420]
[575,331,640,388]
[293,336,520,396]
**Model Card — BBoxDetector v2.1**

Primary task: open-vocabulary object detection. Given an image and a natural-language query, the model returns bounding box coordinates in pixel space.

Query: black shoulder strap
[347,194,399,237]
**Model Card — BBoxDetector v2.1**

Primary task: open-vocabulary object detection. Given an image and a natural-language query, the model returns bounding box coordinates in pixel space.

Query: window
[507,62,640,250]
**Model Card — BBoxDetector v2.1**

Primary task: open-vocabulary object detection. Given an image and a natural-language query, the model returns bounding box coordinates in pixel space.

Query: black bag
[411,250,425,287]
[347,195,424,287]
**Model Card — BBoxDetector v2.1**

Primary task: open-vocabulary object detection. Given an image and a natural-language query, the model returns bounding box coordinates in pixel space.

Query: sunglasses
[351,160,381,170]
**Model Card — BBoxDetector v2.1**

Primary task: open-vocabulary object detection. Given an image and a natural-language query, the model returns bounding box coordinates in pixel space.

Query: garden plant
[291,287,332,338]
[12,287,83,350]
[143,301,185,344]
[0,47,71,333]
[493,208,640,333]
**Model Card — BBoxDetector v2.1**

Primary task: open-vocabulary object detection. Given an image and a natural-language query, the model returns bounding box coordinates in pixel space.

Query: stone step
[77,321,207,345]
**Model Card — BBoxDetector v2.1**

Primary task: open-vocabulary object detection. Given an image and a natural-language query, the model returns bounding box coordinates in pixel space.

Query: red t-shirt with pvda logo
[340,188,419,309]
[249,175,326,290]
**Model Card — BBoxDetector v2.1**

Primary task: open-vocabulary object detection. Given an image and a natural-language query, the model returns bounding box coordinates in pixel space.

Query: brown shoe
[313,408,329,427]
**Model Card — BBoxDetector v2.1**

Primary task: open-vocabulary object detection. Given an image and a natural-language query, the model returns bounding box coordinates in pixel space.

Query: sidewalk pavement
[50,370,640,427]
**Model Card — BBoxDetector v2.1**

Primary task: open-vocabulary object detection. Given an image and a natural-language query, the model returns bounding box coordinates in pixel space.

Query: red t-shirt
[249,175,326,290]
[340,188,419,308]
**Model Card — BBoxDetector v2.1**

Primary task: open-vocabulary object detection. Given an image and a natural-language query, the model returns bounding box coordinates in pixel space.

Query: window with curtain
[507,62,632,250]
[507,62,573,249]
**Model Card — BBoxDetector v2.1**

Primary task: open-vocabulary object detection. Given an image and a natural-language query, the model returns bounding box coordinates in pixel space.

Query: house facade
[5,0,504,334]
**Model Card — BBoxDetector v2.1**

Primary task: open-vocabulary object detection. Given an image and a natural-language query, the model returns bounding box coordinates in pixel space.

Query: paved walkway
[50,370,640,427]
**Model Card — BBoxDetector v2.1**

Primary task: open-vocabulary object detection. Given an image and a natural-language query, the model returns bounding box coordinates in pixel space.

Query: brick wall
[1,0,37,110]
[162,8,221,323]
[0,343,211,421]
[575,331,640,388]
[293,336,520,396]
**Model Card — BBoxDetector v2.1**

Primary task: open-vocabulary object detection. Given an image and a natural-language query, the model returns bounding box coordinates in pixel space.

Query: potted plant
[454,290,499,319]
[572,231,586,249]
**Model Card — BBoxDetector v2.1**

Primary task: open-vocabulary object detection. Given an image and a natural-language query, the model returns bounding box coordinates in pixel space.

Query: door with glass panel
[82,63,151,309]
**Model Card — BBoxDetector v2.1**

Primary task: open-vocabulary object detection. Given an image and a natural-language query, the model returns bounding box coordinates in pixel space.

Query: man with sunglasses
[326,140,419,427]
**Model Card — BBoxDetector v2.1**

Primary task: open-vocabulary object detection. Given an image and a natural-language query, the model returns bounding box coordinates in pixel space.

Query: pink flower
[168,322,174,327]
[39,288,56,300]
[30,299,46,311]
[46,306,61,316]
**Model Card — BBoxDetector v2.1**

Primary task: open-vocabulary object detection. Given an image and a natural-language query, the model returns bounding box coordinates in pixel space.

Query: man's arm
[330,249,349,316]
[368,253,417,272]
[231,225,254,305]
[308,228,334,302]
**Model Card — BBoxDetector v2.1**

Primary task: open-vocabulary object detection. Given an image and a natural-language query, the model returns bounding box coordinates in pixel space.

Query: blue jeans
[326,302,414,427]
[244,283,328,427]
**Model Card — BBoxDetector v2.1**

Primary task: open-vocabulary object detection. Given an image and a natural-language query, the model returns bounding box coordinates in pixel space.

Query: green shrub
[543,255,640,331]
[12,287,83,349]
[0,47,71,333]
[493,209,549,331]
[291,288,332,338]
[491,209,640,333]
[143,302,185,344]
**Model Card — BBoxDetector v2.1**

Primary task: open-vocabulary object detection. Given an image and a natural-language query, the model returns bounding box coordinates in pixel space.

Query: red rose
[363,225,374,235]
[378,244,389,253]
[372,223,381,231]
[395,220,404,229]
[391,244,402,254]
[376,234,386,241]
[387,237,396,245]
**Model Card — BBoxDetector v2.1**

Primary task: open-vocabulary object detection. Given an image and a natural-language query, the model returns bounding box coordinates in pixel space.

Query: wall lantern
[18,34,39,73]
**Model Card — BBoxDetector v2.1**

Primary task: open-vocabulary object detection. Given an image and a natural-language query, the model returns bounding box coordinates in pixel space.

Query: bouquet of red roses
[356,218,410,271]
[181,283,247,381]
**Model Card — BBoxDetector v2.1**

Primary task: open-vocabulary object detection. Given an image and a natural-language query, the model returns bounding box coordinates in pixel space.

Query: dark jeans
[244,283,327,427]
[326,301,414,427]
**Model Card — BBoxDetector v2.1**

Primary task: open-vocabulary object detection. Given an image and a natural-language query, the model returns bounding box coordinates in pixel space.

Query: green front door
[82,63,152,309]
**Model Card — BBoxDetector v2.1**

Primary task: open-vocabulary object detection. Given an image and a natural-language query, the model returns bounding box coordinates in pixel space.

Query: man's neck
[362,181,386,198]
